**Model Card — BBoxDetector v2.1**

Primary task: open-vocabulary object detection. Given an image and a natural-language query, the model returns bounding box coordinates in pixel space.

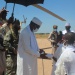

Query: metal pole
[11,3,15,17]
[5,2,7,9]
[42,59,45,75]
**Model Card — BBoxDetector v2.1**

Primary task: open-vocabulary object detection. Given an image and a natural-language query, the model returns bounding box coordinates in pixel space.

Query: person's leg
[5,55,13,75]
[51,43,57,75]
[0,68,4,75]
[11,55,17,75]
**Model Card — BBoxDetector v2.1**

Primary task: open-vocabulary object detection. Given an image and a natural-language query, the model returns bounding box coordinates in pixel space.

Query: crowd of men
[0,6,75,75]
[48,23,75,75]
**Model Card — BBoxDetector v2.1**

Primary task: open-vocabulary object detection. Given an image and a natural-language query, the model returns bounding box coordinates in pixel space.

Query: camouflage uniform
[3,27,17,75]
[0,18,7,75]
[0,33,6,75]
[48,31,58,54]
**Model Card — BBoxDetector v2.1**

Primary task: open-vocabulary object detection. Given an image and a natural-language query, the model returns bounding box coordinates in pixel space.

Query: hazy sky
[0,0,75,33]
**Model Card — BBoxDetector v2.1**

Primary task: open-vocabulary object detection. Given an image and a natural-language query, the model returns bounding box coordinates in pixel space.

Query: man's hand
[39,49,45,54]
[52,56,57,62]
[39,49,48,59]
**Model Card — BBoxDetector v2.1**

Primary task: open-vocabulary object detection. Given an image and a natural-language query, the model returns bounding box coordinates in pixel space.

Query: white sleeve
[55,51,69,75]
[21,31,40,57]
[55,62,67,75]
[53,44,62,60]
[45,53,53,59]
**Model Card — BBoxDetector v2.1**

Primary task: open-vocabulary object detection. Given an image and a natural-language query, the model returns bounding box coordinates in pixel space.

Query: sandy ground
[37,38,53,75]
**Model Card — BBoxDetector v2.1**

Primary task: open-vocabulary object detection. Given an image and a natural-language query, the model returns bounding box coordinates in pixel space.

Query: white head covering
[65,23,70,26]
[31,17,42,26]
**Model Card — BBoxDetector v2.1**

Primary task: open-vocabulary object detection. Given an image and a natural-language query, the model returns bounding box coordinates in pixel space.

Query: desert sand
[37,38,53,75]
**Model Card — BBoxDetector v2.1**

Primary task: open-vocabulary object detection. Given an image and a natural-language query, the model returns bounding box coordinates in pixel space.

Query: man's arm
[48,32,55,42]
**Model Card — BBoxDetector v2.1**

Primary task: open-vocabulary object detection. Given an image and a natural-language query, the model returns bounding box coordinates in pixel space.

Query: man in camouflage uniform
[0,7,9,75]
[3,20,13,75]
[48,25,58,54]
[3,17,20,75]
[0,33,6,75]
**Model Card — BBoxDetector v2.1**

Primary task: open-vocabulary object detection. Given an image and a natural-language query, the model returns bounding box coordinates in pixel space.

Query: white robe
[17,25,40,75]
[51,43,63,75]
[62,30,75,35]
[55,45,75,75]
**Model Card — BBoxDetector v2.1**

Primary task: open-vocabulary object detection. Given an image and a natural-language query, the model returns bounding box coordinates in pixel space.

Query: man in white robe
[51,31,65,75]
[51,43,63,75]
[55,32,75,75]
[17,17,42,75]
[62,23,75,35]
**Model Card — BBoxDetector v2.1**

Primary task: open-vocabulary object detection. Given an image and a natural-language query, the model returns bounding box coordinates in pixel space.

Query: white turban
[31,17,42,26]
[65,23,70,26]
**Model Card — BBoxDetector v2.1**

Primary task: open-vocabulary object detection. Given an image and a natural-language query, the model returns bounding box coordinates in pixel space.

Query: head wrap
[65,23,70,26]
[31,17,42,26]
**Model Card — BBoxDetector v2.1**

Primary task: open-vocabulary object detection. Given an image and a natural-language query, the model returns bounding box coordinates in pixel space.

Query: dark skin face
[65,26,71,31]
[30,21,40,32]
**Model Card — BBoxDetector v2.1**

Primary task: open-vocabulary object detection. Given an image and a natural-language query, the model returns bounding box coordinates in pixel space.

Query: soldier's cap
[53,25,58,29]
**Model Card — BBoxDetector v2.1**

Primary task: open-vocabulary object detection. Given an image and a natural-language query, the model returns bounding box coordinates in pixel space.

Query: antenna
[20,15,27,27]
[23,15,27,24]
